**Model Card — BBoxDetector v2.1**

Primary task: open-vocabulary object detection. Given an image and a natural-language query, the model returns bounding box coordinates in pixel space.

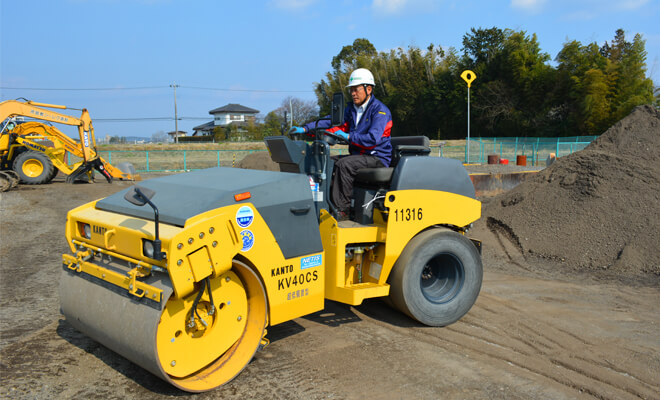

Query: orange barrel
[487,154,500,164]
[516,155,527,166]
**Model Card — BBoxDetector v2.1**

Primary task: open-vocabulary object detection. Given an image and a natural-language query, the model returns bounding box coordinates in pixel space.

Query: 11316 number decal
[394,208,423,222]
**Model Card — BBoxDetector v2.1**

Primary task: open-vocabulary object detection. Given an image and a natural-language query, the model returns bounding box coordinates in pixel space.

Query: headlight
[78,222,91,239]
[143,239,155,258]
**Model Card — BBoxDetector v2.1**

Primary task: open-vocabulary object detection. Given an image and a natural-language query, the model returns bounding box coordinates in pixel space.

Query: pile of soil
[236,151,279,171]
[484,105,659,282]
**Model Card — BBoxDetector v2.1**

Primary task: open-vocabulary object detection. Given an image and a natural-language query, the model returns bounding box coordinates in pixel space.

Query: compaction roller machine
[59,94,483,392]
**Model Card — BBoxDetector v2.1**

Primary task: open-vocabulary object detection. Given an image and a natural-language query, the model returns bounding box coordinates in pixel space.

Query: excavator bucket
[0,172,12,192]
[101,158,140,181]
[0,170,19,191]
[66,158,113,183]
[66,158,141,183]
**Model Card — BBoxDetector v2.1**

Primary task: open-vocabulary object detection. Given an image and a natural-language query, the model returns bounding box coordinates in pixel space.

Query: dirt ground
[2,103,660,399]
[0,171,657,400]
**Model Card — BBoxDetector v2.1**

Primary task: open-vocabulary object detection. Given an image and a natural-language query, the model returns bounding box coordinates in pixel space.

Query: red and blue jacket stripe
[304,96,393,167]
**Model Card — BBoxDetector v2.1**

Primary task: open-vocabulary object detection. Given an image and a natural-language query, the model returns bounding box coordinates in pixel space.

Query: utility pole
[170,82,179,143]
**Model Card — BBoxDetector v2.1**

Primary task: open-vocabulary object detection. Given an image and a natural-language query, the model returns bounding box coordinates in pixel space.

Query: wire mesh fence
[90,136,598,172]
[463,136,597,165]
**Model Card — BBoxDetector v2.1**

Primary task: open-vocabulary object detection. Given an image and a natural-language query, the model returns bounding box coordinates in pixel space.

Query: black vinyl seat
[354,136,431,188]
[354,167,394,188]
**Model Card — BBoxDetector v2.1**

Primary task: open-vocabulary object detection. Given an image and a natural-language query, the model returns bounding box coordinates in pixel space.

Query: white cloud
[372,0,436,15]
[558,0,653,21]
[616,0,650,10]
[271,0,317,10]
[510,0,547,13]
[373,0,408,14]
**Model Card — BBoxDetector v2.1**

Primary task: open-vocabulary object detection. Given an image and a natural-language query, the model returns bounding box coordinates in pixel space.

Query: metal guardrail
[96,136,598,172]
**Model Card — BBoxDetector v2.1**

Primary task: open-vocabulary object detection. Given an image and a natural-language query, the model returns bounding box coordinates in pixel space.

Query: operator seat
[354,136,431,189]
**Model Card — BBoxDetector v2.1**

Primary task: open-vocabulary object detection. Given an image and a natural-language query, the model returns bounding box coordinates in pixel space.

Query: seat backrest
[391,136,430,148]
[390,136,431,167]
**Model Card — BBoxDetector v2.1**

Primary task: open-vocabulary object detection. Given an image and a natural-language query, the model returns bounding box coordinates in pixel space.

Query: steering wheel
[322,130,349,145]
[287,128,305,141]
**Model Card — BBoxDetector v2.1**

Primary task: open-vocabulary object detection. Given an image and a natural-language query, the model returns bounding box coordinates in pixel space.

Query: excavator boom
[0,100,95,161]
[0,99,139,186]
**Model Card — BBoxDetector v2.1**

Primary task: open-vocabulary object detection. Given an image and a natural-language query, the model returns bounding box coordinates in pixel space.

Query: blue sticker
[309,176,319,192]
[240,230,254,252]
[301,254,322,269]
[236,206,254,228]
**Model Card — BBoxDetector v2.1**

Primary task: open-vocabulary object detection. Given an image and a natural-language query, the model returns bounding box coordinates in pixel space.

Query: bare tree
[150,130,168,143]
[275,96,320,126]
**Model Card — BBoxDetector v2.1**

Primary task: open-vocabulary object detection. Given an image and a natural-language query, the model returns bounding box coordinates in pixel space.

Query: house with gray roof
[193,103,260,136]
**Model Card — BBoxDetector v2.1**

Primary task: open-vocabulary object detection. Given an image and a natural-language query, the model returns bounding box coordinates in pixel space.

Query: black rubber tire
[12,150,55,184]
[388,228,483,327]
[47,166,60,182]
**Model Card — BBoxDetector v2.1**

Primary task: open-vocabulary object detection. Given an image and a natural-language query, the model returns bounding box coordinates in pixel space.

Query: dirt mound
[484,105,660,282]
[236,151,280,171]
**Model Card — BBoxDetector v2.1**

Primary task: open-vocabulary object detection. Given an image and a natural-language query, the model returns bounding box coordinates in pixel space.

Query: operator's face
[349,85,372,107]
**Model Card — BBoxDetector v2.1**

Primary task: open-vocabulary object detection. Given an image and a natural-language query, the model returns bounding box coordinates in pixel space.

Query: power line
[94,117,211,122]
[0,86,166,91]
[180,85,313,93]
[1,85,314,93]
[94,117,173,122]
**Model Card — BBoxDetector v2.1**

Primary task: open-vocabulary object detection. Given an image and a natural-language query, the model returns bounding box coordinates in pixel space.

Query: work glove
[332,130,349,141]
[289,126,306,135]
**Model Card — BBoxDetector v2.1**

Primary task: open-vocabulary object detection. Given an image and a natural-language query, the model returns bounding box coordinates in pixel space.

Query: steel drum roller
[60,260,267,392]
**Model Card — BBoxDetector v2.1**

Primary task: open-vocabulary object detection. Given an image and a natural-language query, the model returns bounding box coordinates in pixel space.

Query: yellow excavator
[0,99,139,189]
[59,93,482,392]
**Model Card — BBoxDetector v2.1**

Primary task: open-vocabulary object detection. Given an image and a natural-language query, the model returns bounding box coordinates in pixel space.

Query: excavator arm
[1,99,139,183]
[0,100,96,162]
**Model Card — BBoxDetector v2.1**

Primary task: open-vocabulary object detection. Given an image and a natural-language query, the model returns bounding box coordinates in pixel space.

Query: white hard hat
[346,68,375,88]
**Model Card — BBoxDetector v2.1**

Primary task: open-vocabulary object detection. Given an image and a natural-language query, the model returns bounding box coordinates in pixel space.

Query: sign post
[460,70,476,163]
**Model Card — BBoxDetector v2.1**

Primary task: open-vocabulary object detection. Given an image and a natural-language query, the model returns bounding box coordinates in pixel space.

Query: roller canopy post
[331,92,345,127]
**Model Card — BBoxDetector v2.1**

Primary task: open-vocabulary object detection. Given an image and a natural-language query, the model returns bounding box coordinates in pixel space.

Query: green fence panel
[98,136,598,172]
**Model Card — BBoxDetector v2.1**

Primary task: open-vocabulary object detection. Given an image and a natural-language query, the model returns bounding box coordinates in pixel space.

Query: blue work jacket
[304,96,393,167]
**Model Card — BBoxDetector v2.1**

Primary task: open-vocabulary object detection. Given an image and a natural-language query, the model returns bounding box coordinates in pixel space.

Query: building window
[230,114,243,121]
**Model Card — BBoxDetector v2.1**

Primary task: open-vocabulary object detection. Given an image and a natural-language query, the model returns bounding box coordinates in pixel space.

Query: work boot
[336,209,350,222]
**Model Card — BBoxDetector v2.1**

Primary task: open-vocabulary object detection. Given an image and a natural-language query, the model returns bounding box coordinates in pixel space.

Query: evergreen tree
[311,29,654,139]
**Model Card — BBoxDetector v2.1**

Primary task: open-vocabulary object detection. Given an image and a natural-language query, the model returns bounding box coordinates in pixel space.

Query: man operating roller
[290,68,393,221]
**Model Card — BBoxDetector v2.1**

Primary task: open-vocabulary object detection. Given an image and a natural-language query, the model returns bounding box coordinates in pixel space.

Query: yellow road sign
[461,70,477,88]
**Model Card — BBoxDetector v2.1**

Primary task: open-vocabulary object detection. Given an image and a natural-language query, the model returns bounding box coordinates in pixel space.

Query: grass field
[96,140,466,172]
[92,137,585,171]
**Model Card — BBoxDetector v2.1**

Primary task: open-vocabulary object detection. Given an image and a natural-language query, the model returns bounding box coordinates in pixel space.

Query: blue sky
[1,0,658,139]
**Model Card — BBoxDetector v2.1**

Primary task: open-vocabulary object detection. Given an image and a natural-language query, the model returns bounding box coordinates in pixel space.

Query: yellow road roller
[59,96,483,392]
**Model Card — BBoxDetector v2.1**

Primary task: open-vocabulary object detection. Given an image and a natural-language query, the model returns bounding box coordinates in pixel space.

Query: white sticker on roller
[236,206,254,228]
[368,261,382,280]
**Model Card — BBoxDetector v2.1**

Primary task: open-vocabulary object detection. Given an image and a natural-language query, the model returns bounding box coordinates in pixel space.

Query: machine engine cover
[96,167,323,259]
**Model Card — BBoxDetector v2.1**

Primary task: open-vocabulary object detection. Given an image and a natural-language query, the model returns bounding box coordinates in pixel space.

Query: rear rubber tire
[388,228,482,326]
[47,166,60,182]
[13,150,55,184]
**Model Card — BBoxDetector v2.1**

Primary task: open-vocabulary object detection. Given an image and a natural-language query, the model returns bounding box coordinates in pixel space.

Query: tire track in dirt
[353,293,659,400]
[452,295,658,399]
